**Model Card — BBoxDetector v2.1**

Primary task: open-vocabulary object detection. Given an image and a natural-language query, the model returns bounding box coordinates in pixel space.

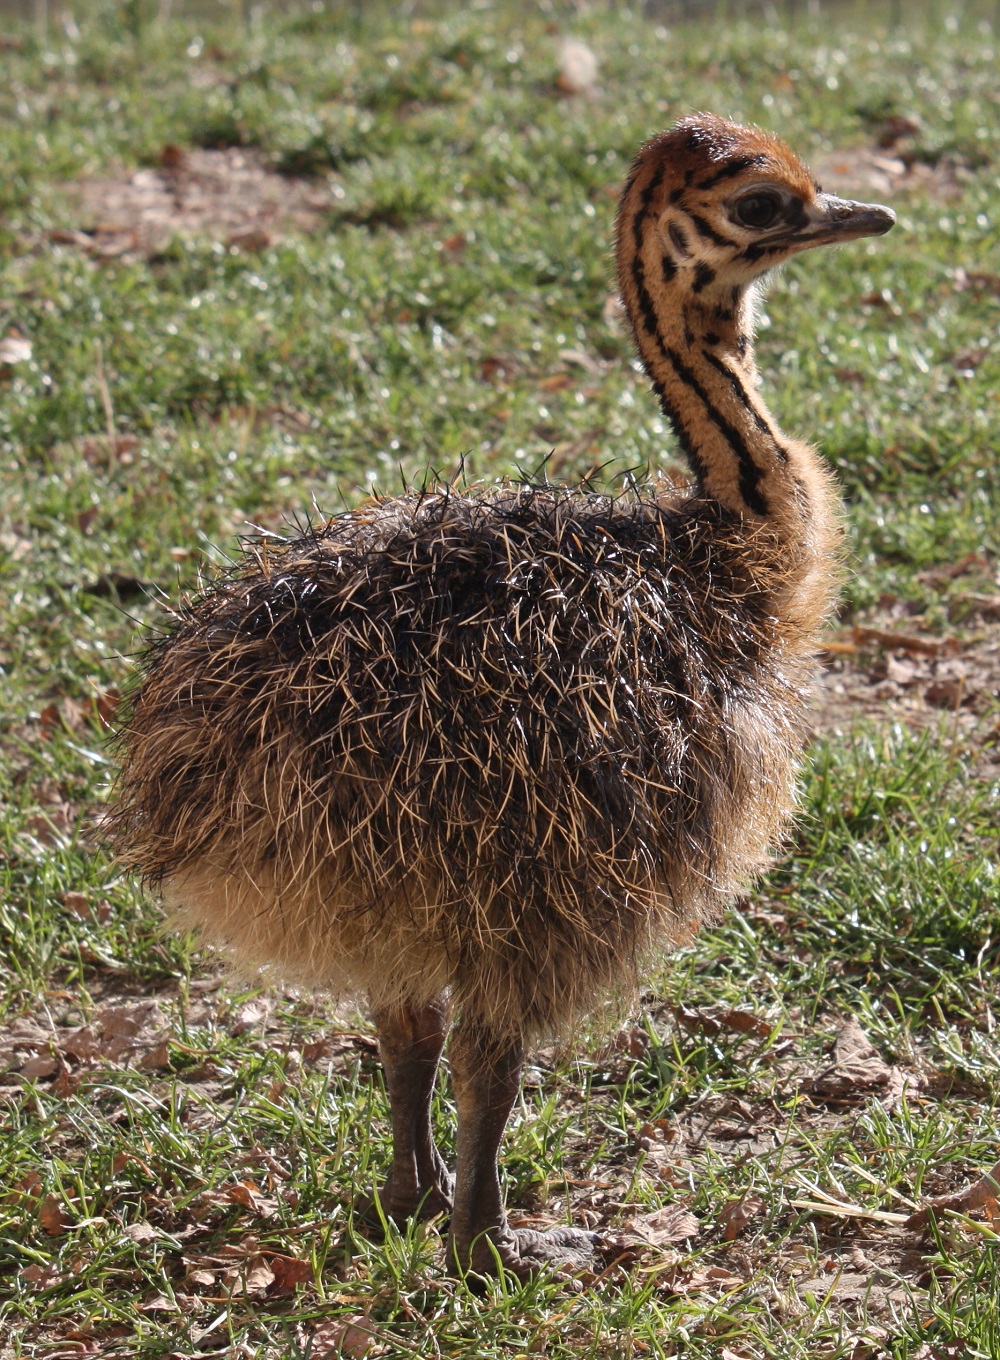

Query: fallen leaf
[810,1018,922,1110]
[184,1268,217,1288]
[7,1169,43,1205]
[80,570,150,600]
[39,1194,71,1235]
[924,677,966,709]
[139,1041,172,1071]
[141,1293,178,1312]
[718,1194,765,1241]
[18,1054,59,1081]
[123,1221,158,1243]
[226,1181,278,1217]
[61,891,91,918]
[19,1262,63,1288]
[952,267,1000,294]
[675,1005,773,1038]
[652,1261,744,1295]
[310,1315,377,1359]
[269,1253,314,1293]
[62,1025,101,1062]
[850,625,960,656]
[537,372,572,392]
[239,1253,276,1296]
[626,1203,700,1246]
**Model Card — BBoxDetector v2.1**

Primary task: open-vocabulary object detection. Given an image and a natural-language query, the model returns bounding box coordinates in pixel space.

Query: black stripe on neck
[659,342,770,516]
[702,349,789,464]
[628,167,770,518]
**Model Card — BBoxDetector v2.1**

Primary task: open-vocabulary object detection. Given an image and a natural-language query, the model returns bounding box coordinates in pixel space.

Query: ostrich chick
[109,117,894,1279]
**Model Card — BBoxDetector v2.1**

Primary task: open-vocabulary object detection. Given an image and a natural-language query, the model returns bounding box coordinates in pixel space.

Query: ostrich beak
[806,193,896,245]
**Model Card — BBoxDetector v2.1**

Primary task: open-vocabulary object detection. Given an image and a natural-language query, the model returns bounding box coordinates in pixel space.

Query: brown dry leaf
[226,1181,278,1218]
[715,1007,774,1037]
[39,701,80,738]
[185,1267,217,1288]
[479,353,518,383]
[952,267,1000,294]
[718,1194,765,1241]
[52,1065,81,1098]
[22,803,74,845]
[39,1194,72,1235]
[627,1203,700,1246]
[138,1041,172,1071]
[851,625,959,656]
[61,891,91,918]
[310,1316,378,1359]
[19,1261,63,1288]
[7,1169,44,1206]
[123,1221,157,1244]
[925,677,966,710]
[269,1254,314,1294]
[81,570,149,600]
[61,1025,101,1062]
[302,1036,338,1064]
[675,1004,772,1038]
[596,1026,650,1062]
[654,1261,744,1295]
[239,1254,276,1296]
[141,1293,179,1313]
[18,1053,59,1081]
[810,1018,921,1111]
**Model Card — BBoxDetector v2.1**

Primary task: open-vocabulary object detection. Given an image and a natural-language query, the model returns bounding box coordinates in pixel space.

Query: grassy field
[0,2,998,1356]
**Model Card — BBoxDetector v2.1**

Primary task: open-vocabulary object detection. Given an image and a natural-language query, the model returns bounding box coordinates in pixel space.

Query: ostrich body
[109,117,894,1278]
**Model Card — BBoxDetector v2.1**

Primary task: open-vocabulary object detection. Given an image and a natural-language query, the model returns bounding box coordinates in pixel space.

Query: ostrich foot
[453,1223,601,1282]
[364,1160,455,1224]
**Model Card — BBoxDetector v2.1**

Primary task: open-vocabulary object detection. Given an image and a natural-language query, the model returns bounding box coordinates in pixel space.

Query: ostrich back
[109,483,811,1036]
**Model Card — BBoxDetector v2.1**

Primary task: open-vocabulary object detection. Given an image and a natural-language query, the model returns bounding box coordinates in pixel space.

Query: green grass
[0,2,998,1355]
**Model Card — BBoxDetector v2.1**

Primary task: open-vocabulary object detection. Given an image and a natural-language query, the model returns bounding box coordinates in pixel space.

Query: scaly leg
[370,997,454,1221]
[447,1018,598,1279]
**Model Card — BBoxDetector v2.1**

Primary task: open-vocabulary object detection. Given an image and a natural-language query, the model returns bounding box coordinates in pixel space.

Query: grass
[0,1,998,1355]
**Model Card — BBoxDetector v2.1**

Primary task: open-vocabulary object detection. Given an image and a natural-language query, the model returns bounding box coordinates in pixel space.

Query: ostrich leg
[371,998,454,1220]
[447,1019,598,1278]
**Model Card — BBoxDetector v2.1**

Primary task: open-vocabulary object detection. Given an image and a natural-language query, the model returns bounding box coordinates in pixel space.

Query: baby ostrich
[109,117,894,1279]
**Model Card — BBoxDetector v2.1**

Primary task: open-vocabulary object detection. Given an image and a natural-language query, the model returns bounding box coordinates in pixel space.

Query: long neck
[617,165,834,541]
[616,163,842,634]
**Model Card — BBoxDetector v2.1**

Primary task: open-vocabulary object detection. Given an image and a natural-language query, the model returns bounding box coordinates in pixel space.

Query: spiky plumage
[111,484,807,1035]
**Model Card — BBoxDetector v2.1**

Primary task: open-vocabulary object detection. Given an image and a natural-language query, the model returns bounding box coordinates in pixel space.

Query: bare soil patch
[816,142,974,200]
[814,616,1000,782]
[55,147,336,258]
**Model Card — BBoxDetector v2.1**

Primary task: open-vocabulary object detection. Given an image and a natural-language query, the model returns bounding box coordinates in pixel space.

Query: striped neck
[617,161,805,533]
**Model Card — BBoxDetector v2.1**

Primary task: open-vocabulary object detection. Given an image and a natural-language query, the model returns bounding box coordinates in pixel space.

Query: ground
[0,4,997,1358]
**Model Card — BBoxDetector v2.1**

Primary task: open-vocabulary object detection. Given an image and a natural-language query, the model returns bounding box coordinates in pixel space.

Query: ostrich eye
[732,192,783,229]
